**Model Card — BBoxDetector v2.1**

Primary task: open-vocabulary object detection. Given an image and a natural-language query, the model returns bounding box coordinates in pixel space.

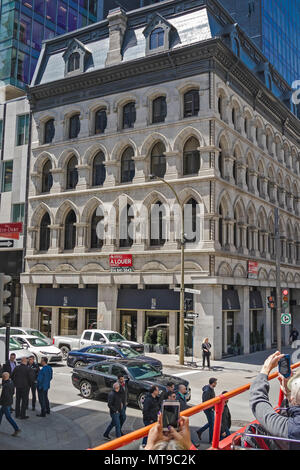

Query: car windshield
[127,363,162,380]
[27,338,49,347]
[9,337,23,351]
[106,333,126,342]
[27,329,48,340]
[119,347,140,358]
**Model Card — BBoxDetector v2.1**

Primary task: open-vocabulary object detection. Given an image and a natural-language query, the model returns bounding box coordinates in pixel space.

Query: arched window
[92,151,106,187]
[183,89,199,118]
[90,208,104,249]
[233,210,238,248]
[69,113,80,139]
[68,52,80,73]
[219,205,223,247]
[183,137,200,175]
[152,96,167,123]
[218,96,223,119]
[233,151,238,184]
[123,102,136,129]
[94,109,107,134]
[150,201,165,246]
[218,148,225,179]
[64,210,76,250]
[120,204,134,248]
[185,198,198,243]
[232,107,237,129]
[150,28,164,50]
[41,160,53,193]
[66,155,78,190]
[39,213,51,252]
[121,147,135,183]
[44,119,55,144]
[151,142,166,178]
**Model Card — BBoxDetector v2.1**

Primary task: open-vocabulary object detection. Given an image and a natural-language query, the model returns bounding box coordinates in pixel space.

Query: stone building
[21,0,300,359]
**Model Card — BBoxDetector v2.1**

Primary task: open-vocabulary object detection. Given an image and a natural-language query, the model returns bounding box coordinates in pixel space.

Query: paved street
[0,347,294,450]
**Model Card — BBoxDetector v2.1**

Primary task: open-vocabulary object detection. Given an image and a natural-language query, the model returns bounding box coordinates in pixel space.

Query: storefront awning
[250,290,264,310]
[117,288,191,311]
[36,288,97,308]
[222,289,240,311]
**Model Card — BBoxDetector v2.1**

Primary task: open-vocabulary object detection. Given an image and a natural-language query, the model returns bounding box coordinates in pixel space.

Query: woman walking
[202,337,212,370]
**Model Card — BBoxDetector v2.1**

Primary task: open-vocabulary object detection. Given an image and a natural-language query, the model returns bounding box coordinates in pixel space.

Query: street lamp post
[150,175,185,365]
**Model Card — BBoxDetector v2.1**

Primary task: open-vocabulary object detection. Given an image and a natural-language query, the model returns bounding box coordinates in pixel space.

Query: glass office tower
[0,0,100,91]
[221,0,300,87]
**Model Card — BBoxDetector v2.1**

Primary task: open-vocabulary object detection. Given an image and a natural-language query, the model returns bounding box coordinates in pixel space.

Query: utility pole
[274,208,281,350]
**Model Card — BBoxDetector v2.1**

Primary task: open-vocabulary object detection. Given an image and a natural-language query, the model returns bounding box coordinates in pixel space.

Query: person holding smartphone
[249,351,300,450]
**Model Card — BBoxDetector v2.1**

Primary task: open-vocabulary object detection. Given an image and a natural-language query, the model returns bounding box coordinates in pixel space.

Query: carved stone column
[164,151,179,180]
[224,155,235,184]
[74,223,88,252]
[50,225,62,252]
[236,162,247,190]
[132,156,146,183]
[76,164,90,190]
[104,161,120,187]
[50,168,63,193]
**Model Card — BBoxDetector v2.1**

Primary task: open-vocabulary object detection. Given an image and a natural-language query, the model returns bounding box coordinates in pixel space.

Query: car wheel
[80,380,94,399]
[60,346,70,360]
[138,392,147,410]
[74,361,86,368]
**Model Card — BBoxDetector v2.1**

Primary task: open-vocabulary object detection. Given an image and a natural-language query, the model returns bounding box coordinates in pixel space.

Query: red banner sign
[109,254,133,267]
[0,223,23,240]
[248,261,258,279]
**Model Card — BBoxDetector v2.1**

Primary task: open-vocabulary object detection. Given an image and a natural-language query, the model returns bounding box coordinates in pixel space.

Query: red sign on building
[248,261,258,279]
[109,254,133,268]
[0,223,23,240]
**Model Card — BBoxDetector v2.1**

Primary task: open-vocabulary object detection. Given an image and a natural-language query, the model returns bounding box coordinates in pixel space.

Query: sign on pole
[281,313,291,325]
[0,240,14,248]
[173,287,201,295]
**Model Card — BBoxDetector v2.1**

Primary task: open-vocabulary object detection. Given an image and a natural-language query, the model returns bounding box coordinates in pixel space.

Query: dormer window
[150,28,164,50]
[68,52,80,73]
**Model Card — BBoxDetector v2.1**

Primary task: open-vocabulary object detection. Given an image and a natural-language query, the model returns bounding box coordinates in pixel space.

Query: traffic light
[267,296,276,309]
[0,274,12,325]
[282,289,289,310]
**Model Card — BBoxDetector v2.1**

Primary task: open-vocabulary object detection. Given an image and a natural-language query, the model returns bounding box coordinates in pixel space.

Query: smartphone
[162,400,180,431]
[278,354,291,378]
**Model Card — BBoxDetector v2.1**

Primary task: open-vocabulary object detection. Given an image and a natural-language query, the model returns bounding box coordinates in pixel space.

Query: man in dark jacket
[11,357,31,419]
[118,374,128,434]
[103,382,123,439]
[250,351,300,450]
[3,353,17,376]
[27,356,40,411]
[176,384,191,411]
[142,385,161,446]
[220,391,231,439]
[196,377,218,443]
[0,372,20,436]
[160,382,175,403]
[36,357,52,417]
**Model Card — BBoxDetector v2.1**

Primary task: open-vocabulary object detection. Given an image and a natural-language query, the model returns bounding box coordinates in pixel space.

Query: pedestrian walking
[27,356,40,411]
[220,391,231,439]
[103,382,123,440]
[290,327,299,345]
[202,337,212,370]
[160,382,175,403]
[196,377,218,443]
[36,357,52,417]
[3,353,17,376]
[142,386,161,447]
[11,357,31,419]
[0,372,21,436]
[176,384,191,411]
[118,374,128,434]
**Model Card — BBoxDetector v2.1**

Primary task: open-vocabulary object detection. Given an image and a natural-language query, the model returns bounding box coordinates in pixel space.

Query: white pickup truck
[53,329,144,359]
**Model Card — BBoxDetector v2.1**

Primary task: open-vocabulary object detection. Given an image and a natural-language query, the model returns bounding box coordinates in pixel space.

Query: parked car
[72,359,191,410]
[67,344,162,370]
[53,329,144,359]
[0,327,52,345]
[11,335,63,365]
[0,335,33,371]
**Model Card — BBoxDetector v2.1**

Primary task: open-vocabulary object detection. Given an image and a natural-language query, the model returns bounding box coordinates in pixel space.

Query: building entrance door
[120,311,137,342]
[222,311,235,355]
[39,308,52,338]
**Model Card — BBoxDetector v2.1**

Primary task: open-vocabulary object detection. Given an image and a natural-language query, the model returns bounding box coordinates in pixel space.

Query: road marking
[54,372,72,376]
[52,399,91,412]
[174,370,203,377]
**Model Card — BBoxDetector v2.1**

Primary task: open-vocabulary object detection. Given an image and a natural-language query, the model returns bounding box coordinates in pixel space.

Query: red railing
[89,361,300,451]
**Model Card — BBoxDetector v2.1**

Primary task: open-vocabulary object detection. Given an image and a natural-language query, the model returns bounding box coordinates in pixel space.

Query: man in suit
[27,356,40,411]
[3,353,17,376]
[36,357,53,417]
[11,357,31,419]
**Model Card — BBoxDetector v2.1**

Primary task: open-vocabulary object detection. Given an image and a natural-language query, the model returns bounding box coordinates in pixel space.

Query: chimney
[105,7,127,67]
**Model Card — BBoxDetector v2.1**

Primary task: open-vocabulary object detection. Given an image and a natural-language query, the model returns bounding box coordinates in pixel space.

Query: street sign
[173,287,201,295]
[281,313,291,325]
[0,240,14,248]
[186,313,199,319]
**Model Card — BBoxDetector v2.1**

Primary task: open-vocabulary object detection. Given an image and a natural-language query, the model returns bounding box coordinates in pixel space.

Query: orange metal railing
[89,361,300,451]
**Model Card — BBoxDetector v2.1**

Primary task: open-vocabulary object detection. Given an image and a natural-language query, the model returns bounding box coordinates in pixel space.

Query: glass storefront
[85,309,97,329]
[145,311,169,344]
[222,311,235,355]
[39,308,52,338]
[59,308,78,336]
[120,311,137,341]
